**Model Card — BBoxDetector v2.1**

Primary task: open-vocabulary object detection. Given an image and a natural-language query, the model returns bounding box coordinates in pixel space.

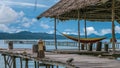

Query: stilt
[12,56,16,68]
[51,65,54,68]
[56,65,59,68]
[46,64,50,68]
[20,57,23,68]
[81,44,84,50]
[3,54,7,68]
[54,18,57,50]
[37,61,39,68]
[104,43,109,52]
[34,61,37,68]
[88,43,93,51]
[25,59,28,68]
[96,42,102,51]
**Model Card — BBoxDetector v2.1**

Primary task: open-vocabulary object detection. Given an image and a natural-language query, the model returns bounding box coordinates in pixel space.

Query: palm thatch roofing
[37,0,120,23]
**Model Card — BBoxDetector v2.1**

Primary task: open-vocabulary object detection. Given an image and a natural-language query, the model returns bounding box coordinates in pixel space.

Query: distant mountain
[0,31,65,40]
[0,31,120,39]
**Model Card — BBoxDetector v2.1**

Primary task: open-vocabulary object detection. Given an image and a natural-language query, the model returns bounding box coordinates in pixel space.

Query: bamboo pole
[54,18,57,50]
[112,0,115,54]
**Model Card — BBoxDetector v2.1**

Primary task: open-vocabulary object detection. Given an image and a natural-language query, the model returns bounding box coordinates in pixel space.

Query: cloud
[0,5,18,24]
[48,30,54,34]
[40,21,50,29]
[22,17,37,28]
[115,26,120,33]
[101,29,111,35]
[0,1,48,8]
[0,24,23,33]
[86,27,98,35]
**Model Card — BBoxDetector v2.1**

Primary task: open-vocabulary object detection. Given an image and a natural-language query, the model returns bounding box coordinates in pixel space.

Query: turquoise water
[0,39,120,68]
[0,40,78,68]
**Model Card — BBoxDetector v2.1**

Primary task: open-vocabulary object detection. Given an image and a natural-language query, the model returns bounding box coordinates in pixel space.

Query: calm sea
[0,39,120,68]
[0,40,78,68]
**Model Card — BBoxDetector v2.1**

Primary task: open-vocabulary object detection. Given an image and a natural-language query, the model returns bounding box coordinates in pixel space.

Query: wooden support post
[3,54,7,68]
[25,59,28,68]
[34,61,37,68]
[78,19,80,51]
[8,41,13,50]
[37,40,45,58]
[20,57,23,68]
[51,65,54,68]
[112,0,115,54]
[37,61,39,68]
[81,44,84,50]
[54,18,57,50]
[96,42,102,51]
[56,65,59,68]
[13,56,16,68]
[88,43,93,51]
[104,43,109,52]
[46,64,50,68]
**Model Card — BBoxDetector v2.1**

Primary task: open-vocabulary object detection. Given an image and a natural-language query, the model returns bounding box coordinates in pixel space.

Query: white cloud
[22,17,37,28]
[0,24,23,33]
[62,32,78,35]
[0,5,18,24]
[0,1,48,8]
[48,30,54,34]
[101,29,111,35]
[40,22,50,29]
[86,27,98,35]
[0,24,9,32]
[115,26,120,33]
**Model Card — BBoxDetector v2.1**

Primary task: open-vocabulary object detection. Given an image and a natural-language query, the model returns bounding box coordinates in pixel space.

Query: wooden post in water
[25,59,28,68]
[12,56,16,68]
[3,54,7,68]
[88,43,93,51]
[8,41,13,50]
[37,40,45,58]
[104,43,108,52]
[51,65,54,68]
[81,44,84,50]
[37,61,39,68]
[34,61,37,68]
[96,42,102,51]
[20,57,23,68]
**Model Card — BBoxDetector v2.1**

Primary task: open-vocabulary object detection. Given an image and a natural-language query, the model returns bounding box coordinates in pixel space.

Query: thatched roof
[37,0,120,23]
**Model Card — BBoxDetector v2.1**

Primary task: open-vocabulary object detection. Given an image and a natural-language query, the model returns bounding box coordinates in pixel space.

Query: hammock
[62,33,106,43]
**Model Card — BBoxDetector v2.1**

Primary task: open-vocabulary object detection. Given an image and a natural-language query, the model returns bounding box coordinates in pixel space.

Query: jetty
[1,40,120,68]
[1,48,120,68]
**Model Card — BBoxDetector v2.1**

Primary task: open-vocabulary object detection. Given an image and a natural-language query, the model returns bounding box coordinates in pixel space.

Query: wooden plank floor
[0,48,120,68]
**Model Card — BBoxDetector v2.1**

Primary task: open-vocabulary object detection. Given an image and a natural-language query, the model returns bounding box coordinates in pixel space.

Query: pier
[0,48,120,68]
[1,40,120,68]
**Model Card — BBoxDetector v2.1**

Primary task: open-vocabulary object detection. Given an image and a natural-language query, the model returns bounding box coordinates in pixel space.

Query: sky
[0,0,120,36]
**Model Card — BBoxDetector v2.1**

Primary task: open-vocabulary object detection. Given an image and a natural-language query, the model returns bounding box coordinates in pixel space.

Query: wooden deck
[0,48,120,68]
